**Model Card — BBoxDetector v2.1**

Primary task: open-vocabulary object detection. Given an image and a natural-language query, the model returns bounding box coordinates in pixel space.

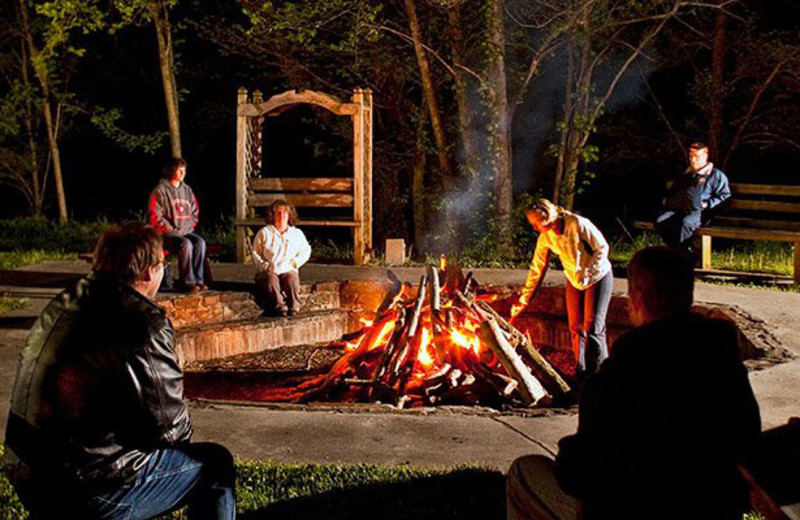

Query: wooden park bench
[634,183,800,284]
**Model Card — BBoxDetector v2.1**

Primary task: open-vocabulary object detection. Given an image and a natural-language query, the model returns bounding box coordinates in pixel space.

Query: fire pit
[168,265,789,412]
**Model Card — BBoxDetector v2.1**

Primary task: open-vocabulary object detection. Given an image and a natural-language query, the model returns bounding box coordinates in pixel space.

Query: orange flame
[450,327,481,355]
[417,327,435,367]
[370,318,397,351]
[440,255,446,271]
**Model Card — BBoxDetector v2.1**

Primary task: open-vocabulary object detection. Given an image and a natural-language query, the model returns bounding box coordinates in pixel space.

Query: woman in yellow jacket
[511,198,613,378]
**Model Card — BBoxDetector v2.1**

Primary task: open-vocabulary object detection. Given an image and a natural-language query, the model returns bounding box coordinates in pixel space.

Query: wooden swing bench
[234,88,373,265]
[634,183,800,284]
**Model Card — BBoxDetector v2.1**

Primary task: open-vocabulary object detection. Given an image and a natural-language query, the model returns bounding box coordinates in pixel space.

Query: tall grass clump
[712,241,792,275]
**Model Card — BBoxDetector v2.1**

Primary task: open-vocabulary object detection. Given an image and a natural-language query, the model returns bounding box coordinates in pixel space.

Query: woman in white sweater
[511,198,613,378]
[252,200,311,316]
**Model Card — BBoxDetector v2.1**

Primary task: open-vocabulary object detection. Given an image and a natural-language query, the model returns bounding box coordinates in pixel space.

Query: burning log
[462,271,476,299]
[475,301,571,396]
[393,275,428,405]
[295,262,568,409]
[375,270,403,317]
[367,312,407,402]
[442,257,465,295]
[428,265,441,312]
[478,317,549,406]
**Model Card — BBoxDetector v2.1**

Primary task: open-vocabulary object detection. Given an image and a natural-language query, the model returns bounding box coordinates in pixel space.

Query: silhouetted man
[507,246,760,519]
[4,223,235,519]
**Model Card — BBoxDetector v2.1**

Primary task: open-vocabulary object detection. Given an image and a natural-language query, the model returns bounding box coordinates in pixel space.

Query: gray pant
[255,270,300,314]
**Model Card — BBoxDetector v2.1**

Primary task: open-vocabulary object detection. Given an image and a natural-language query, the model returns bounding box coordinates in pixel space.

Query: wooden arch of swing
[234,87,373,265]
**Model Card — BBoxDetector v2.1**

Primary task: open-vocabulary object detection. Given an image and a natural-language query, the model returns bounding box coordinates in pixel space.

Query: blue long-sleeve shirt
[663,164,731,212]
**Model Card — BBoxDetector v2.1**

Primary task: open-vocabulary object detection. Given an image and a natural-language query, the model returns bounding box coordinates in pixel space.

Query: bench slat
[250,177,353,192]
[248,193,354,208]
[712,216,800,232]
[728,200,800,213]
[696,227,800,241]
[633,220,800,239]
[731,184,800,197]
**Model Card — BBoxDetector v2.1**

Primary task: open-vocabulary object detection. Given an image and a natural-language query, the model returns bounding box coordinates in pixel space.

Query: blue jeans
[83,443,235,520]
[164,233,206,288]
[655,210,701,252]
[565,271,613,377]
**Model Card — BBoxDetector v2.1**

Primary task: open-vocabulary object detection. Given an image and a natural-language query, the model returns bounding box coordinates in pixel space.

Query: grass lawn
[0,250,78,271]
[0,454,769,519]
[0,453,505,519]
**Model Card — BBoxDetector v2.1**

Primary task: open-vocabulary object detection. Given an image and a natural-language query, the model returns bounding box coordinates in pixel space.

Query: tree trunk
[18,0,67,223]
[709,8,726,159]
[485,0,513,241]
[151,0,182,158]
[560,26,591,210]
[403,0,455,188]
[413,101,428,258]
[553,40,575,205]
[19,38,44,216]
[447,5,477,175]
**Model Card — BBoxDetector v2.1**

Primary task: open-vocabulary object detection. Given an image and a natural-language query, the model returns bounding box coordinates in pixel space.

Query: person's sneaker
[187,285,201,294]
[198,283,209,292]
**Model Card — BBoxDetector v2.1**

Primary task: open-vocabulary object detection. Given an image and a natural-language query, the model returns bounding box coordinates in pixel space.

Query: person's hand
[702,201,709,209]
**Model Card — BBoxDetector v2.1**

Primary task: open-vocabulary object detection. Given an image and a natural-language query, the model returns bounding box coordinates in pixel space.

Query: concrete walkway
[1,261,799,473]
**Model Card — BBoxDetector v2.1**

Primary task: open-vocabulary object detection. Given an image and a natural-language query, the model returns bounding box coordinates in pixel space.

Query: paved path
[1,261,799,473]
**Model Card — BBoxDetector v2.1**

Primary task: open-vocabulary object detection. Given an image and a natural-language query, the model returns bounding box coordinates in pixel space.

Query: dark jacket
[4,273,191,499]
[148,178,199,236]
[663,167,731,212]
[554,312,760,519]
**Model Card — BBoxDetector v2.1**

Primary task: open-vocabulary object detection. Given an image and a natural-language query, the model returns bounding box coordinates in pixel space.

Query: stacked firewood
[295,262,570,409]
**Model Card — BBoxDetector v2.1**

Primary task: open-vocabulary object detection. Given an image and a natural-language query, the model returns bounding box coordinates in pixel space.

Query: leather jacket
[4,272,192,492]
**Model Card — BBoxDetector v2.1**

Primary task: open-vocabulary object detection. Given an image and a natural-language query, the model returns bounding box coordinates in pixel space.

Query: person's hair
[163,157,187,179]
[93,222,163,284]
[688,141,708,152]
[525,198,562,227]
[628,246,694,318]
[266,199,298,227]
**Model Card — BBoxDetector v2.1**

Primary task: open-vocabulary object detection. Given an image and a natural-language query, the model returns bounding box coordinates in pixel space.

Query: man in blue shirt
[655,142,731,255]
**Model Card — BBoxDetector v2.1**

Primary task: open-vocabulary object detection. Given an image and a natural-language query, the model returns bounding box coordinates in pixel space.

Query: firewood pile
[295,260,570,409]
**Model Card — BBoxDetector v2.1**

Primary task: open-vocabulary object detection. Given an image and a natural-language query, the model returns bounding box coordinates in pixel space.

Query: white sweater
[251,225,311,275]
[520,212,611,304]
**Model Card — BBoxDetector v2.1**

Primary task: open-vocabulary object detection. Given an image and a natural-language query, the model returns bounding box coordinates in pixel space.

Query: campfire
[293,259,571,409]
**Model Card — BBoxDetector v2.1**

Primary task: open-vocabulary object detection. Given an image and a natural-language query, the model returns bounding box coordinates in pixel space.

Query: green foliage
[0,295,29,315]
[34,0,107,62]
[451,193,538,268]
[0,250,78,270]
[89,107,168,154]
[608,231,662,264]
[609,232,794,277]
[711,241,794,276]
[0,217,113,253]
[244,1,383,54]
[110,0,180,30]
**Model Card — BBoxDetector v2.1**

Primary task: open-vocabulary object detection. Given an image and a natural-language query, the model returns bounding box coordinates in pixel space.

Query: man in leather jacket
[3,223,235,519]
